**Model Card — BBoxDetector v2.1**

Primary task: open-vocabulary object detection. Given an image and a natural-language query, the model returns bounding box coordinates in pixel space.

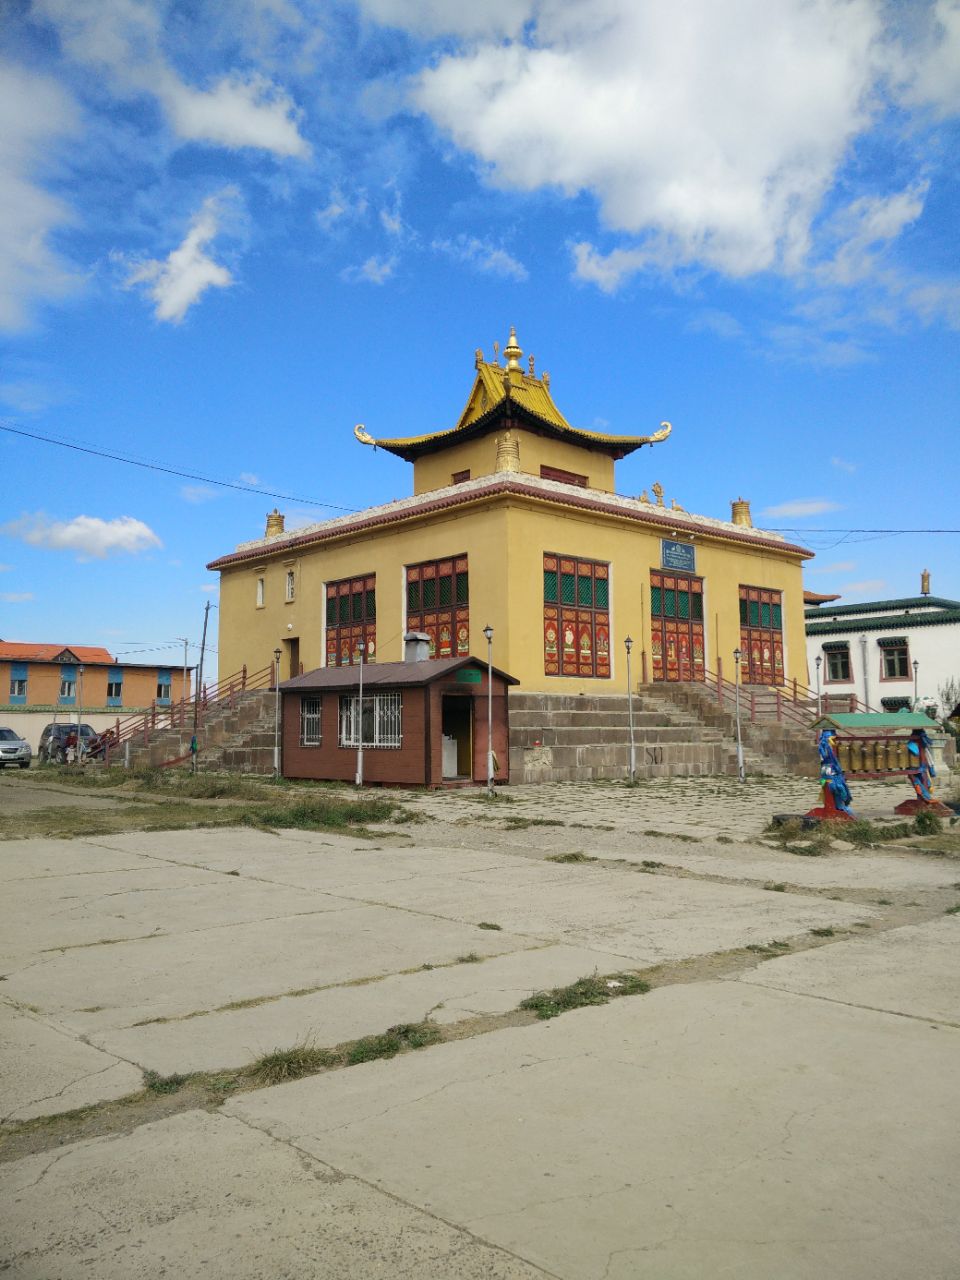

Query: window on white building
[879,639,910,680]
[824,645,851,682]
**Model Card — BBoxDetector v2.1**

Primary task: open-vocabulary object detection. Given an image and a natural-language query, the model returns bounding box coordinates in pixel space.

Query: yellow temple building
[209,328,812,693]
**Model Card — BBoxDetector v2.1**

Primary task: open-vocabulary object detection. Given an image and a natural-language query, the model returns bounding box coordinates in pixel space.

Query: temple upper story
[354,327,672,496]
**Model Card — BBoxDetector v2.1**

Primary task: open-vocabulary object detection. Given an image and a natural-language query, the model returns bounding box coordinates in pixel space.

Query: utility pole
[177,636,189,723]
[193,601,211,771]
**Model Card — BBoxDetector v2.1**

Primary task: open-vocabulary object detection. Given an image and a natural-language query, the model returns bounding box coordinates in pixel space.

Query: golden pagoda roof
[354,327,672,461]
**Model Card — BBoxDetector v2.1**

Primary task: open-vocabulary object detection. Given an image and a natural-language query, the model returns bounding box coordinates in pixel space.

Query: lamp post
[624,635,636,782]
[77,665,85,765]
[273,647,282,779]
[483,624,494,796]
[913,658,919,708]
[355,640,366,787]
[733,648,745,783]
[815,654,822,719]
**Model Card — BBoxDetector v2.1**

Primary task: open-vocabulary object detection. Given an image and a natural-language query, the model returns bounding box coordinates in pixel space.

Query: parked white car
[0,727,32,769]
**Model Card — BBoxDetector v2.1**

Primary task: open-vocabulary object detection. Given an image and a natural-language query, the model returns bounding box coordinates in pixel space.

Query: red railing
[101,662,275,763]
[695,659,875,729]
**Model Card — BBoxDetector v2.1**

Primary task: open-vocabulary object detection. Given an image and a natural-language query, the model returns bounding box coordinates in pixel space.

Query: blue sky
[2,0,959,682]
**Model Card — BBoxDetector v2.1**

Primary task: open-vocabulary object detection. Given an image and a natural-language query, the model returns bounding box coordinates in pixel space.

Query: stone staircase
[637,683,818,778]
[125,689,277,774]
[508,687,819,783]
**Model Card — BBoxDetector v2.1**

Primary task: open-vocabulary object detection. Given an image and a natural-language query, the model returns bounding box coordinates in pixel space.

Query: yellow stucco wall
[412,429,615,495]
[216,492,808,693]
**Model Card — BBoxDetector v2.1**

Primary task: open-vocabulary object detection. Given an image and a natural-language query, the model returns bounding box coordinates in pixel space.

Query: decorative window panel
[338,691,402,748]
[737,585,784,686]
[406,556,469,660]
[649,571,705,683]
[543,554,610,679]
[300,696,322,745]
[326,575,376,667]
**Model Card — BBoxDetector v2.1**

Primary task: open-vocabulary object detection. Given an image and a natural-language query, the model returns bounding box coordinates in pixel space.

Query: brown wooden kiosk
[279,655,517,787]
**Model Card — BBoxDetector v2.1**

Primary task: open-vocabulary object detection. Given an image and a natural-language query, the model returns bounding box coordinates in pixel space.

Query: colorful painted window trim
[649,570,705,682]
[300,696,322,745]
[406,556,469,660]
[543,554,611,678]
[325,575,376,667]
[738,585,784,686]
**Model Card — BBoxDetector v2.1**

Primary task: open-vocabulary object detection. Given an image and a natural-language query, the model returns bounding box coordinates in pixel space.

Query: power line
[0,422,358,513]
[4,421,958,536]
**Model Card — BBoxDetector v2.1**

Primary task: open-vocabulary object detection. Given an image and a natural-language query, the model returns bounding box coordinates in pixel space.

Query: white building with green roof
[805,583,960,718]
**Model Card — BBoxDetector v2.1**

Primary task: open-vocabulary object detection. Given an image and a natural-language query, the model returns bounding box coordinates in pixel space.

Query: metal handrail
[102,662,275,761]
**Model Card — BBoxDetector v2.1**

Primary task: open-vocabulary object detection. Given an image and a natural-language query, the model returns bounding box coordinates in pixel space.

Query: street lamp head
[815,655,822,670]
[358,640,365,654]
[624,635,633,654]
[913,659,919,672]
[273,647,281,661]
[483,624,494,643]
[733,648,742,663]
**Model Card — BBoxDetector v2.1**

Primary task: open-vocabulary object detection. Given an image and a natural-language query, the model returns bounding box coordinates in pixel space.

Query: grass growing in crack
[944,904,960,915]
[346,1022,441,1064]
[477,921,502,930]
[457,952,482,964]
[502,816,564,830]
[520,972,651,1020]
[745,940,792,954]
[915,810,943,836]
[245,796,400,831]
[641,859,665,869]
[143,1070,188,1095]
[546,852,597,864]
[643,829,700,843]
[765,882,787,892]
[810,926,835,937]
[251,1043,336,1085]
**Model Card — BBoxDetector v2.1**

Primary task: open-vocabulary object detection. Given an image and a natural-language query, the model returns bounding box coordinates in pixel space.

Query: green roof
[804,595,960,620]
[813,711,937,731]
[806,609,960,636]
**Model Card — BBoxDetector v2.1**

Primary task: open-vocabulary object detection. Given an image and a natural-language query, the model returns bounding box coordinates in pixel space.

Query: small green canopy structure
[812,710,936,734]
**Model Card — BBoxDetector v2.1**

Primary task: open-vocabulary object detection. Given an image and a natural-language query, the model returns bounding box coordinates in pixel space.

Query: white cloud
[180,485,218,503]
[0,564,11,571]
[341,255,396,284]
[2,513,162,559]
[0,592,34,603]
[810,559,857,574]
[760,498,843,518]
[238,472,260,485]
[432,234,528,281]
[830,456,857,474]
[843,578,887,595]
[356,0,527,39]
[0,61,82,331]
[199,583,219,593]
[126,192,234,322]
[316,188,368,230]
[0,380,69,414]
[687,310,744,340]
[570,242,653,293]
[33,0,309,157]
[817,183,928,287]
[414,0,884,281]
[891,0,960,117]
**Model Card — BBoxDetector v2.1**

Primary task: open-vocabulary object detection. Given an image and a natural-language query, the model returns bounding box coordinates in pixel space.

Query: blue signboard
[661,539,695,573]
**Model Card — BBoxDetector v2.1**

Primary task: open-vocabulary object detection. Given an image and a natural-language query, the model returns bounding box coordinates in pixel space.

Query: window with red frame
[405,555,469,659]
[543,553,611,678]
[325,575,376,666]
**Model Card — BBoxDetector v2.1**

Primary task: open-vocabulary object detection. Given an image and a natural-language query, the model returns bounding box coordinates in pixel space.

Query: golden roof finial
[492,340,500,365]
[528,353,535,377]
[265,508,285,537]
[503,325,522,371]
[475,348,484,369]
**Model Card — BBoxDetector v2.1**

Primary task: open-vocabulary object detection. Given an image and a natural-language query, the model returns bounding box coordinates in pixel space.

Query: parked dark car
[0,727,31,768]
[37,722,98,764]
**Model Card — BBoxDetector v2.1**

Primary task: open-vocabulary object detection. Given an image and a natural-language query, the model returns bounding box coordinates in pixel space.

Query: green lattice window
[326,575,377,667]
[407,581,420,612]
[772,603,781,628]
[542,553,611,680]
[595,577,609,609]
[560,572,576,605]
[651,585,662,616]
[677,589,689,620]
[456,572,469,604]
[422,578,436,608]
[577,574,593,606]
[438,574,452,606]
[405,555,470,660]
[544,569,558,603]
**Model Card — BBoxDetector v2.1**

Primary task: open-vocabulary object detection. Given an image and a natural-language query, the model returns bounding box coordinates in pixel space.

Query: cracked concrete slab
[0,866,348,968]
[229,981,960,1280]
[315,852,874,962]
[0,1004,142,1122]
[608,841,960,890]
[0,838,155,883]
[89,944,636,1074]
[1,903,522,1035]
[0,1110,550,1279]
[739,917,960,1024]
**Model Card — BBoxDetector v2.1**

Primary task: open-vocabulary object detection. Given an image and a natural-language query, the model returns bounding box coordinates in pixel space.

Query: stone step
[509,709,673,729]
[511,725,723,748]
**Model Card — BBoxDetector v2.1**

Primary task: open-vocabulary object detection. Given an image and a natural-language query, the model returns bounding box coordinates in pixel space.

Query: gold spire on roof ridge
[503,325,522,371]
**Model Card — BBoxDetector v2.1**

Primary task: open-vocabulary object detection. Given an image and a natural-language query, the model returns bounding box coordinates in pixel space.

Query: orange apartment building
[0,642,191,750]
